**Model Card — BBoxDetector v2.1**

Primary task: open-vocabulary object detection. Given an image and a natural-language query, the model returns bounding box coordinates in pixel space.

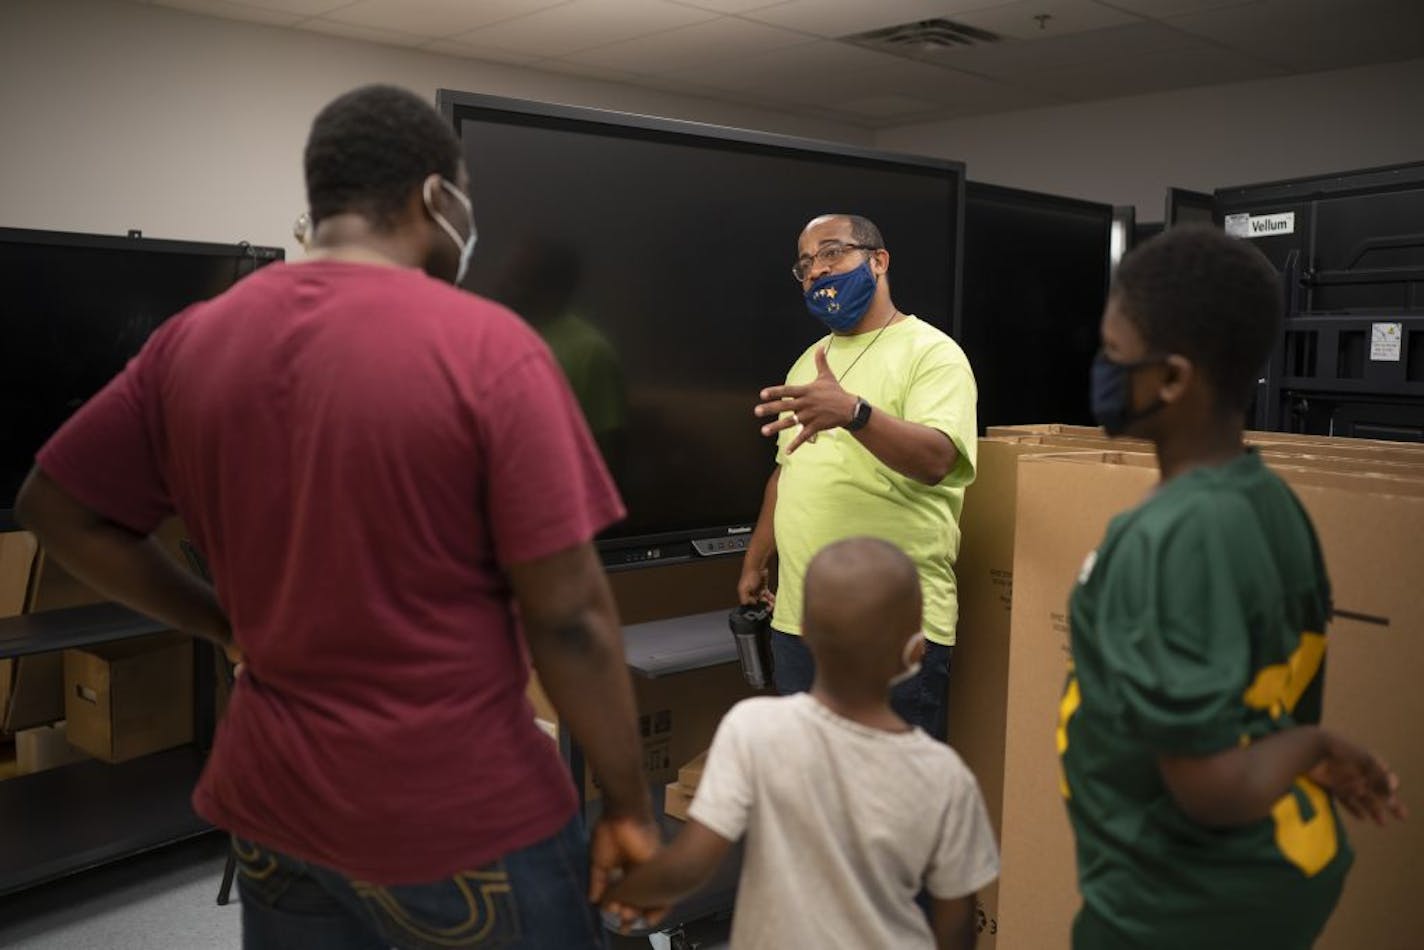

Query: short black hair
[304,85,461,230]
[842,214,885,250]
[1112,225,1282,412]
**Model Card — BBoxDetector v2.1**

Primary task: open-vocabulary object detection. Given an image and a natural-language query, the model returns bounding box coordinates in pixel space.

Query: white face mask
[423,177,477,285]
[888,631,926,688]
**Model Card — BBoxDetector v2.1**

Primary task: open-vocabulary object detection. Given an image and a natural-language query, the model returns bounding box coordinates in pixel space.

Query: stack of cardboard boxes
[664,750,707,822]
[951,425,1424,950]
[526,558,756,803]
[0,529,196,778]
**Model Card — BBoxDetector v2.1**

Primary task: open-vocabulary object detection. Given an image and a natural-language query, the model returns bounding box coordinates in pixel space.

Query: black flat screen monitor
[1165,187,1215,228]
[961,183,1112,429]
[0,228,282,529]
[438,90,964,567]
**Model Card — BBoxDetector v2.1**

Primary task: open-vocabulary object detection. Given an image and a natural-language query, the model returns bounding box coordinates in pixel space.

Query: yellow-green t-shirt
[772,316,977,646]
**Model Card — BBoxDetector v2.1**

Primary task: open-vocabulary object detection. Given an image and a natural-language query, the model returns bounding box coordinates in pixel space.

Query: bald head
[803,538,921,680]
[800,213,885,252]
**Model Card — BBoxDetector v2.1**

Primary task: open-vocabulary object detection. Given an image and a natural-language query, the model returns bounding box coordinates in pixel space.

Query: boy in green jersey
[1060,225,1406,949]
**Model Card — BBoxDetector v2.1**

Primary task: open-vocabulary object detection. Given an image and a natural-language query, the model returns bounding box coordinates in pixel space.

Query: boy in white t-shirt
[604,537,999,949]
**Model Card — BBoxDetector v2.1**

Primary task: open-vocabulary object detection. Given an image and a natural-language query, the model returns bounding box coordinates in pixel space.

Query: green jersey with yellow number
[1060,450,1352,950]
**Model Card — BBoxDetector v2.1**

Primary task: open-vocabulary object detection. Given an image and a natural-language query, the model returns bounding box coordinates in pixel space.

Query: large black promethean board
[0,228,283,528]
[1216,161,1424,440]
[961,182,1112,429]
[438,90,964,568]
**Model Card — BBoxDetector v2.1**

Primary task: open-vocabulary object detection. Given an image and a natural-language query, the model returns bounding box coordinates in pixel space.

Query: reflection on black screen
[457,111,959,543]
[0,237,262,510]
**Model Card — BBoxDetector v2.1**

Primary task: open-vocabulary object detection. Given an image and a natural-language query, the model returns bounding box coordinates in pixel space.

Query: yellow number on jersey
[1270,777,1339,877]
[1242,632,1337,876]
[1057,675,1081,799]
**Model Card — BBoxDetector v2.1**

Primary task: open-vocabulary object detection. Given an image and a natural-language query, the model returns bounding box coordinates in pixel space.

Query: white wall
[0,0,870,259]
[876,57,1424,218]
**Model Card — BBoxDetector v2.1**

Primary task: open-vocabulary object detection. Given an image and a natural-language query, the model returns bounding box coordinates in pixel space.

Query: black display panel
[0,228,282,527]
[439,91,963,564]
[1217,161,1424,438]
[960,182,1112,429]
[1165,187,1214,228]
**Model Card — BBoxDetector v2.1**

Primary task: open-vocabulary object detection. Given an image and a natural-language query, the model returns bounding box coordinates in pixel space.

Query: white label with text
[1371,322,1403,362]
[1225,211,1295,239]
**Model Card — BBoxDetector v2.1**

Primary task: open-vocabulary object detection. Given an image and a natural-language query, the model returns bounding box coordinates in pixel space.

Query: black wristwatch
[846,397,872,432]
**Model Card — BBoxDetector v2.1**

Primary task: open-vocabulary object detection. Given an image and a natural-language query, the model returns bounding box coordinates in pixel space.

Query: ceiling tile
[530,59,644,82]
[917,21,1208,78]
[298,17,428,46]
[204,0,353,15]
[452,0,719,57]
[667,0,795,12]
[951,0,1142,40]
[561,17,812,73]
[1093,0,1261,18]
[838,93,949,117]
[841,58,1064,113]
[741,0,1024,40]
[325,0,571,36]
[149,0,305,24]
[421,38,544,65]
[662,39,913,101]
[1016,43,1286,100]
[1167,0,1424,71]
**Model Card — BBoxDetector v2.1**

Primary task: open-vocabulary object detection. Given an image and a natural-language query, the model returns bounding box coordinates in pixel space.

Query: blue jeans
[234,816,605,950]
[771,628,954,742]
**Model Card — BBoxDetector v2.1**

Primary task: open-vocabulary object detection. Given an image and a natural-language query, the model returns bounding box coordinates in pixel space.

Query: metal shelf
[621,610,737,679]
[0,603,165,660]
[0,745,211,898]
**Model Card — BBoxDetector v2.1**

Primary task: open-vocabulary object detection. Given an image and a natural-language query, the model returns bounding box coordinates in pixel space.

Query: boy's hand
[588,813,661,904]
[1309,733,1407,825]
[603,880,671,934]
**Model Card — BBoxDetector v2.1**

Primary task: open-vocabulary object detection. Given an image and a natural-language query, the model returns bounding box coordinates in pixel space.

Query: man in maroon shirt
[16,85,656,949]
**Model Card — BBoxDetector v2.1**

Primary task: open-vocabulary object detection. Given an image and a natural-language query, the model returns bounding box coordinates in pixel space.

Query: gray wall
[876,57,1424,216]
[0,0,870,259]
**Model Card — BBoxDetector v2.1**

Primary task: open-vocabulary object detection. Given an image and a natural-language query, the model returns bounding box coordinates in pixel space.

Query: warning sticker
[1371,322,1403,362]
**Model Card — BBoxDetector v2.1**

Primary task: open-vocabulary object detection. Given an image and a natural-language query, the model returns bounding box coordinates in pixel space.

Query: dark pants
[770,628,954,742]
[234,816,605,950]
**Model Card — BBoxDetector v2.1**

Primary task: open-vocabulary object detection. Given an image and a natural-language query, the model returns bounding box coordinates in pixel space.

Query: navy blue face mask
[804,261,877,332]
[1091,351,1166,436]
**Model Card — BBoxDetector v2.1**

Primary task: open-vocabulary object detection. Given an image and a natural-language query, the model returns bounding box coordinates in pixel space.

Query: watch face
[850,398,871,430]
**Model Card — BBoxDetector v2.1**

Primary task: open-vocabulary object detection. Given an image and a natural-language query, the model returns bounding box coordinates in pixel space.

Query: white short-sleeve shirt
[688,693,1000,949]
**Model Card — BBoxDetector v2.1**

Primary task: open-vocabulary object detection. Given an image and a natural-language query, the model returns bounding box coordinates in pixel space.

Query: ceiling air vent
[843,18,1002,58]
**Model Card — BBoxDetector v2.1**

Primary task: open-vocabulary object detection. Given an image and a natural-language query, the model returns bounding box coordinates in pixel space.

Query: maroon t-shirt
[36,260,625,883]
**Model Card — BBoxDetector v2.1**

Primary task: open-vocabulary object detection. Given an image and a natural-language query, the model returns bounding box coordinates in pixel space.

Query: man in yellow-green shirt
[738,213,978,741]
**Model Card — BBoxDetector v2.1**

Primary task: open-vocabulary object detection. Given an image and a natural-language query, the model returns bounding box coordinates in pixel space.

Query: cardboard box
[995,433,1424,476]
[664,781,695,822]
[64,633,194,763]
[996,453,1157,950]
[15,720,88,774]
[0,531,41,735]
[529,661,753,801]
[677,750,708,788]
[2,550,112,734]
[987,423,1424,464]
[663,750,710,823]
[950,440,1115,948]
[994,450,1424,950]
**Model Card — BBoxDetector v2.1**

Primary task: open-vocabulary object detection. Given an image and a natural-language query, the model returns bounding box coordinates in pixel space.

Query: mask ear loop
[889,631,926,688]
[423,178,465,252]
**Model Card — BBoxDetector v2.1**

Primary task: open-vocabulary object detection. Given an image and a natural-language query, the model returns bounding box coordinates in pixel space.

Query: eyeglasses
[792,242,879,282]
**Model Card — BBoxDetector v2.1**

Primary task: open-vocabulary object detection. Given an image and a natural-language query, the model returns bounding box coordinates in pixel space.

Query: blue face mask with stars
[804,261,876,332]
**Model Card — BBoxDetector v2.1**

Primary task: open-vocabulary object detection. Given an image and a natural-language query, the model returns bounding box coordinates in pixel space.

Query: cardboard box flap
[677,750,708,789]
